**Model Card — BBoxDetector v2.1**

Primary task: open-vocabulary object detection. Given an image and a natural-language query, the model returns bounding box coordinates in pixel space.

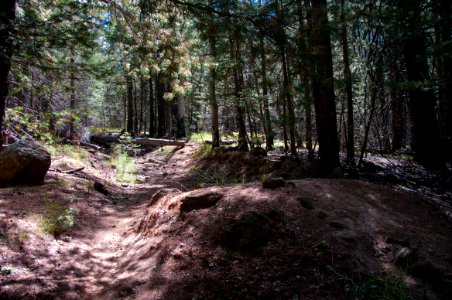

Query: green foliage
[46,144,89,162]
[194,144,218,159]
[39,202,79,237]
[190,132,212,143]
[5,107,55,144]
[195,169,242,186]
[110,144,137,183]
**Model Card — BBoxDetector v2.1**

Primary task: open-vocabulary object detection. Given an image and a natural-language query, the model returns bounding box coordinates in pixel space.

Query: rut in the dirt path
[74,143,201,296]
[69,144,197,294]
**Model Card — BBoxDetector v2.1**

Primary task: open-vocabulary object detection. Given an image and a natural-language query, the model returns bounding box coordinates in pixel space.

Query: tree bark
[139,76,146,134]
[340,0,355,164]
[401,0,444,166]
[148,74,155,137]
[390,66,405,152]
[297,1,313,157]
[133,80,139,134]
[156,73,166,137]
[208,23,220,147]
[69,56,76,140]
[307,0,340,173]
[126,75,134,135]
[259,0,273,151]
[230,30,248,152]
[435,0,452,158]
[277,0,297,157]
[0,0,16,149]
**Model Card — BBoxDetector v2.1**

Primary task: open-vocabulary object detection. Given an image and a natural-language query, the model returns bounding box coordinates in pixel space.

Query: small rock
[180,191,223,212]
[262,177,285,189]
[393,247,417,266]
[298,197,314,209]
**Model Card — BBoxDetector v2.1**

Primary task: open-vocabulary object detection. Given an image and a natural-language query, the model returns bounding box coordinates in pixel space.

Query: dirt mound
[193,147,275,184]
[124,179,452,299]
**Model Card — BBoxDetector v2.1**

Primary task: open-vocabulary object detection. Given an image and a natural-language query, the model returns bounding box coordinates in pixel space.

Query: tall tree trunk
[230,31,248,152]
[281,50,297,156]
[0,0,16,148]
[148,74,155,137]
[126,76,134,135]
[133,80,139,135]
[208,24,220,147]
[259,0,273,151]
[340,0,355,164]
[156,73,166,137]
[297,1,313,157]
[435,0,452,158]
[122,90,127,130]
[401,0,443,166]
[307,0,340,173]
[176,95,186,138]
[281,93,289,152]
[390,66,405,152]
[69,56,76,140]
[276,0,296,156]
[358,90,376,167]
[139,76,146,134]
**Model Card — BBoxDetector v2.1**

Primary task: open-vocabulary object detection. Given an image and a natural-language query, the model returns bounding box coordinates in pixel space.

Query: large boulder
[181,191,223,212]
[0,140,51,185]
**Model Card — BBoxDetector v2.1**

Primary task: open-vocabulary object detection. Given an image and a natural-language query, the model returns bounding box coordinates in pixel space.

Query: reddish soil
[1,143,452,299]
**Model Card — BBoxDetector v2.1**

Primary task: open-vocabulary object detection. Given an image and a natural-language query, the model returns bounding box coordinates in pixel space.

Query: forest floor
[1,142,452,299]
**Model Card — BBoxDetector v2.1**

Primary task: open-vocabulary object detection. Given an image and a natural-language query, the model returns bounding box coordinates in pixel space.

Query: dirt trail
[72,144,202,297]
[0,143,200,299]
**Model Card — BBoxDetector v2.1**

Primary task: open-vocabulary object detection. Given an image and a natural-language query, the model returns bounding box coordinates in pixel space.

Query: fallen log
[90,133,185,148]
[65,167,85,174]
[90,133,122,145]
[205,140,236,145]
[64,139,102,151]
[134,138,185,147]
[80,142,102,151]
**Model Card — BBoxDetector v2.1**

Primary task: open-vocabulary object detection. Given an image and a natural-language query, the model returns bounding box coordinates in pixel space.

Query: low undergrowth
[110,144,138,183]
[35,199,79,237]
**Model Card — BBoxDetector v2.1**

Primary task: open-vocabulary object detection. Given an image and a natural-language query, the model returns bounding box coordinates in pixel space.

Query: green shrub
[110,144,137,183]
[190,132,212,143]
[39,202,79,237]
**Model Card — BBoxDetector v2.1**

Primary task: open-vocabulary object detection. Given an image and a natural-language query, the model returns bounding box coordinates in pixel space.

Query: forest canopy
[1,0,451,171]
